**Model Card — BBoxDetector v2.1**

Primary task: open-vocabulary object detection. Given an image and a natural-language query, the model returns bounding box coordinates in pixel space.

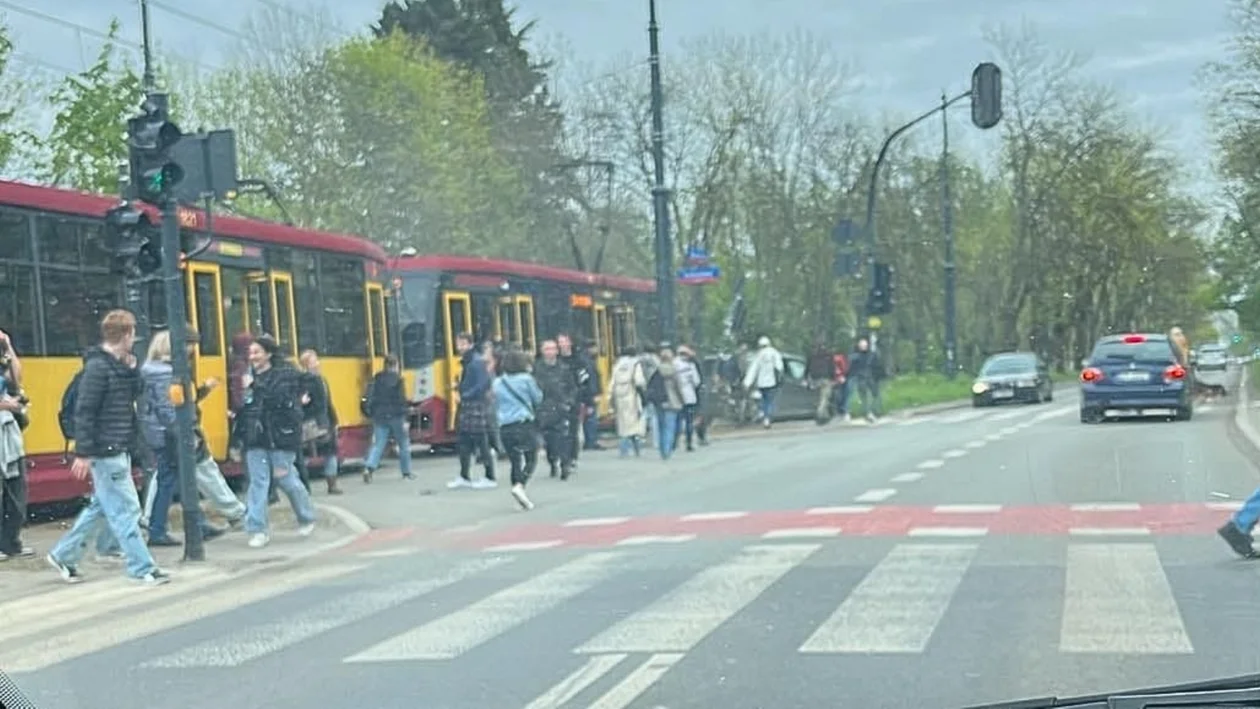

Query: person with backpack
[46,309,169,585]
[533,339,578,479]
[645,347,685,460]
[493,348,543,510]
[235,334,317,550]
[362,354,412,483]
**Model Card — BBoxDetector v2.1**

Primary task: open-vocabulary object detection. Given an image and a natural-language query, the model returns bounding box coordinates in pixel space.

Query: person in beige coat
[610,346,648,457]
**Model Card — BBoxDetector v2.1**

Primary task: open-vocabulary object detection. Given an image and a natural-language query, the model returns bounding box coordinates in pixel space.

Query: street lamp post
[647,0,675,344]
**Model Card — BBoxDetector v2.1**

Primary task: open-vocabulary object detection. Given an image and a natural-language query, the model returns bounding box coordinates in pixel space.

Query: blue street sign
[685,245,710,264]
[678,264,720,285]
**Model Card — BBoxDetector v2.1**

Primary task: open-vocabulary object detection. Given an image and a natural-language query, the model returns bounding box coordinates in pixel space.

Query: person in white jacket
[743,336,784,428]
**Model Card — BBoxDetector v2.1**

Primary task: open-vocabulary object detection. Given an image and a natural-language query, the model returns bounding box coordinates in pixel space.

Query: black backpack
[644,370,667,405]
[58,369,85,457]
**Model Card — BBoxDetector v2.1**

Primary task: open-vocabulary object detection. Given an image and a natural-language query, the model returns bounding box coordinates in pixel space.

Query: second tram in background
[389,255,656,451]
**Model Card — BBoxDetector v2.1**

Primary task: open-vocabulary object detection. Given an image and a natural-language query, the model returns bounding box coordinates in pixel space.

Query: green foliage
[175,29,527,254]
[41,19,142,194]
[881,373,975,412]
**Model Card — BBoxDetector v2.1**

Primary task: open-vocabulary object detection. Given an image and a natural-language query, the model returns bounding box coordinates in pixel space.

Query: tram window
[35,218,81,266]
[0,210,30,261]
[219,268,250,342]
[320,255,369,356]
[401,323,428,367]
[192,272,222,356]
[369,289,387,356]
[0,264,36,354]
[41,269,120,356]
[293,253,322,353]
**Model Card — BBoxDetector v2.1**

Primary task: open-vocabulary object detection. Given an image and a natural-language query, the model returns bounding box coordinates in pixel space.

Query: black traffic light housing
[104,202,160,276]
[971,62,1002,130]
[867,262,895,316]
[127,94,184,206]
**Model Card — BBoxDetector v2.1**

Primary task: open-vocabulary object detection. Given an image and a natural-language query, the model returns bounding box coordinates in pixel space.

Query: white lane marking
[3,564,365,674]
[984,433,1003,442]
[800,544,976,653]
[890,472,924,483]
[586,653,684,709]
[761,527,842,539]
[917,459,945,470]
[1206,501,1244,511]
[987,408,1027,422]
[897,417,929,427]
[0,565,224,643]
[1070,503,1141,512]
[964,440,986,449]
[1032,406,1074,423]
[1060,544,1192,654]
[143,557,509,668]
[999,426,1020,435]
[522,654,628,709]
[359,548,416,559]
[345,552,622,662]
[1069,527,1152,537]
[854,488,897,503]
[616,535,697,546]
[933,504,1002,514]
[938,410,988,424]
[577,544,818,654]
[565,517,630,527]
[484,541,564,552]
[942,449,968,459]
[680,511,748,522]
[907,527,989,537]
[807,505,873,515]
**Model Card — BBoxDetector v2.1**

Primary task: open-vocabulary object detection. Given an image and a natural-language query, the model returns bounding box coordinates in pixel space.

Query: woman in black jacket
[236,335,317,549]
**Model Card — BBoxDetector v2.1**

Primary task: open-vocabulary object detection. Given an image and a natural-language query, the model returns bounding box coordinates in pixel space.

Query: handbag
[301,419,329,444]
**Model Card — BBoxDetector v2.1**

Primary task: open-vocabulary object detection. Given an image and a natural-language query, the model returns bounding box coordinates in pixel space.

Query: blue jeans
[1233,486,1260,533]
[365,418,411,477]
[758,388,778,421]
[655,409,679,459]
[244,449,316,535]
[151,447,221,539]
[50,454,157,578]
[582,405,600,448]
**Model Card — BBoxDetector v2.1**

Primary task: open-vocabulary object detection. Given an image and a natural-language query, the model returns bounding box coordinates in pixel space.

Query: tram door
[441,291,472,431]
[185,262,229,459]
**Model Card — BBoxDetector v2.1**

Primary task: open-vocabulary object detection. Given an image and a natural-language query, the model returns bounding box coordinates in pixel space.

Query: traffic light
[104,202,160,276]
[971,62,1002,130]
[867,262,895,315]
[1233,333,1244,344]
[127,94,184,206]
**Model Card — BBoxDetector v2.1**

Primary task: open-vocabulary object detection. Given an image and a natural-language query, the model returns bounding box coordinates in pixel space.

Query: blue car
[1079,333,1191,423]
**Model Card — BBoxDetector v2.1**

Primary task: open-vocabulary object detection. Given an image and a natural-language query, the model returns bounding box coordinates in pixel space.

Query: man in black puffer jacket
[46,309,169,586]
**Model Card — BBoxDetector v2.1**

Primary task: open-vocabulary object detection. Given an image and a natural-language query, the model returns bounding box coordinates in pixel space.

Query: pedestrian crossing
[897,400,1226,428]
[6,535,1249,709]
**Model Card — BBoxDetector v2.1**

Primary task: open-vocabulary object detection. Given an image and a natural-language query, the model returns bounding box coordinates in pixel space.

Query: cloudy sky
[4,0,1233,199]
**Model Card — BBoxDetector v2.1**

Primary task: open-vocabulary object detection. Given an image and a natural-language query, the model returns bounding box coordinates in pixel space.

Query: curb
[1229,367,1260,466]
[286,502,374,561]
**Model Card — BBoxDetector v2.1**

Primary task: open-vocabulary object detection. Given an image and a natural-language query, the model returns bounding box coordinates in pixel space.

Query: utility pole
[131,1,204,561]
[940,90,958,379]
[647,0,675,344]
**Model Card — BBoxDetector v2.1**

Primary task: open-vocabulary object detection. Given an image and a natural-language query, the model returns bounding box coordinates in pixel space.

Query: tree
[375,0,570,262]
[0,21,34,174]
[176,27,528,255]
[41,20,143,194]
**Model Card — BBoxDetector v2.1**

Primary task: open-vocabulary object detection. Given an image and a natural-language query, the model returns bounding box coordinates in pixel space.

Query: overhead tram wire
[0,0,220,75]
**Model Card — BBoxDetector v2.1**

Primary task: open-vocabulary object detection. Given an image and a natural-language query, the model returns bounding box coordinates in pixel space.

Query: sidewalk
[2,500,367,602]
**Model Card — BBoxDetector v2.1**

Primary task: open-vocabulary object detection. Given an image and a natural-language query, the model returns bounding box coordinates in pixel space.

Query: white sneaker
[472,478,498,490]
[297,523,316,537]
[511,484,534,510]
[248,533,270,548]
[446,478,472,489]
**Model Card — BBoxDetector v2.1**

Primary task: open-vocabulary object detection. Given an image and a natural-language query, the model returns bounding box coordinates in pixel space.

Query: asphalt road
[10,383,1260,709]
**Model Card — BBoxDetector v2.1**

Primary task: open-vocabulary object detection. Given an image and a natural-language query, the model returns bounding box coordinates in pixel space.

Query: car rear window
[1091,340,1176,364]
[981,356,1035,375]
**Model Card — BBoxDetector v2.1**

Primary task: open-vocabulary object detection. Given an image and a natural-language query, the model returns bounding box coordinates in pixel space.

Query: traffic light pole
[940,90,958,379]
[861,90,970,349]
[159,196,205,562]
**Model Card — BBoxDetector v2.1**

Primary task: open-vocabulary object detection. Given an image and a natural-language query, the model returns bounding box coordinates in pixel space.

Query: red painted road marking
[442,502,1243,551]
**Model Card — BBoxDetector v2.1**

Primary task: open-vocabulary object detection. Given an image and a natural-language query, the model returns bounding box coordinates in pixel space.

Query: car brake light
[1163,364,1186,382]
[1080,367,1104,383]
[1122,334,1146,344]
